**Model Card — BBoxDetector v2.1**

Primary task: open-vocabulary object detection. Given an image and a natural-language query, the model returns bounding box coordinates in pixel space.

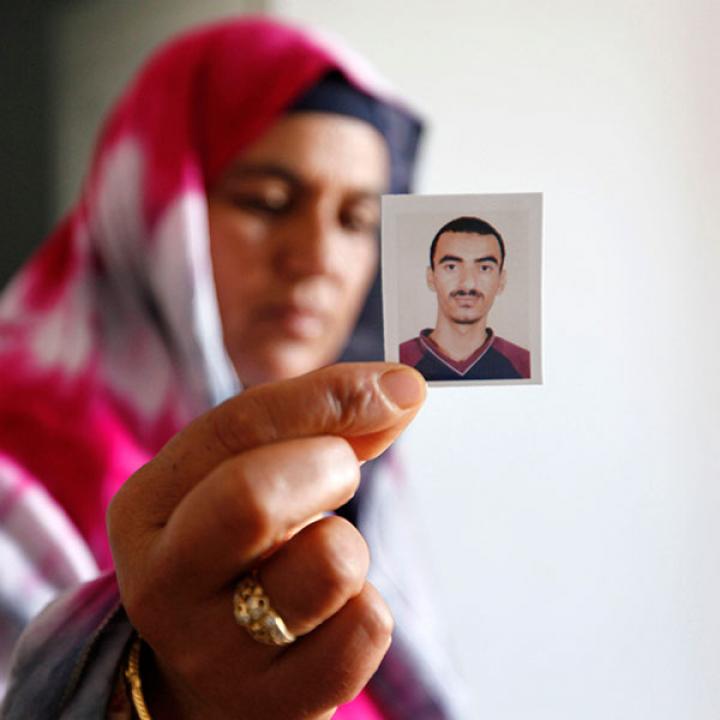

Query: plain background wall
[271,2,720,718]
[4,2,719,717]
[1,3,51,288]
[49,0,263,217]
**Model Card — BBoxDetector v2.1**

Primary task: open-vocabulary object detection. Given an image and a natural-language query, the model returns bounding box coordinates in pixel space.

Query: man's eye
[444,264,456,272]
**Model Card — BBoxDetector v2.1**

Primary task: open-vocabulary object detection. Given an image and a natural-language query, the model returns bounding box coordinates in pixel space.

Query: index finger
[113,362,425,527]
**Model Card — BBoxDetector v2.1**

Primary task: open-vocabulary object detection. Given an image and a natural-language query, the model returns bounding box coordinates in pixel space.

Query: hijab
[0,16,421,569]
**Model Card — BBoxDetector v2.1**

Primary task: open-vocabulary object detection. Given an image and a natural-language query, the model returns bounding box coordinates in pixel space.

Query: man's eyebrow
[438,254,500,265]
[438,254,463,264]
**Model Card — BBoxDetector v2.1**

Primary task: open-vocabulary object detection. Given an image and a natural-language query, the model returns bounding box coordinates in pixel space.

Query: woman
[0,17,460,719]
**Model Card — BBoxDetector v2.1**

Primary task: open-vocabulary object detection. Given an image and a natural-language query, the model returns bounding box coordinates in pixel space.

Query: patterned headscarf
[0,17,421,569]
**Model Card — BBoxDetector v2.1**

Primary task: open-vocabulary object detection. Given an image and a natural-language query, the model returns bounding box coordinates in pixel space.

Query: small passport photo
[382,192,542,386]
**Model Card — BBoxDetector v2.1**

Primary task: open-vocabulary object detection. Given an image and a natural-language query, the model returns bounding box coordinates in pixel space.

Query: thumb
[110,362,426,528]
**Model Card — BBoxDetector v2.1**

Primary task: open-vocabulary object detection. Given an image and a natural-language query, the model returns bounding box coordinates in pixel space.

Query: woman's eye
[343,216,376,234]
[236,197,285,213]
[230,190,291,214]
[341,208,379,235]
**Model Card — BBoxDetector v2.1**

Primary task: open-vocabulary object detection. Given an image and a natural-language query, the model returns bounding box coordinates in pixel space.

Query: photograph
[383,192,543,385]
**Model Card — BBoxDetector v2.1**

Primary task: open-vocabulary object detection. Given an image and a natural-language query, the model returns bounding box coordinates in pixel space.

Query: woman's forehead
[222,113,390,194]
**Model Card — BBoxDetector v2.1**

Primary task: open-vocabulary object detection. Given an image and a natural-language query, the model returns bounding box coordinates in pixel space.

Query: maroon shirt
[399,328,530,381]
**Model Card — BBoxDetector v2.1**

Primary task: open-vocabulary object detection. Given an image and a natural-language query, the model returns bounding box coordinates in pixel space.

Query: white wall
[273,2,720,717]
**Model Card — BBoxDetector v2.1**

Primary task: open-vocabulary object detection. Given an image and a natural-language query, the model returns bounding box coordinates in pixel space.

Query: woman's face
[208,112,389,387]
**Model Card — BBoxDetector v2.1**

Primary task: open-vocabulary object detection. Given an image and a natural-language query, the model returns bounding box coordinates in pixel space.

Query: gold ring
[233,571,296,646]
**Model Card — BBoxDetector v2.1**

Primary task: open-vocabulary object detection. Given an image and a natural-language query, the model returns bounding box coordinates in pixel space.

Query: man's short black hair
[429,216,505,269]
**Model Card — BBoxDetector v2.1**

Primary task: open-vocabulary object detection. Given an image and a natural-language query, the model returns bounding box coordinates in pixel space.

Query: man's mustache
[450,289,481,298]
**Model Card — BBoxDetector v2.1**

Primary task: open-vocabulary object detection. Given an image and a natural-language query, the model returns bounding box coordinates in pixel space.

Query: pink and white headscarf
[0,20,469,718]
[0,17,420,570]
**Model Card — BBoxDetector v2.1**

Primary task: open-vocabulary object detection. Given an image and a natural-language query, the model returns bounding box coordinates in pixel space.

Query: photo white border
[382,192,543,386]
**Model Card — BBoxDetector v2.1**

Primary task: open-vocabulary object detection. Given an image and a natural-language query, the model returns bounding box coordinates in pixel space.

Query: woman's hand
[108,362,426,720]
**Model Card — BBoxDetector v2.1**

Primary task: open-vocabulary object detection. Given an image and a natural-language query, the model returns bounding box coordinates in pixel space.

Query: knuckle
[212,394,277,456]
[106,474,140,549]
[212,461,275,555]
[355,585,394,646]
[322,372,376,433]
[310,437,361,502]
[312,518,368,599]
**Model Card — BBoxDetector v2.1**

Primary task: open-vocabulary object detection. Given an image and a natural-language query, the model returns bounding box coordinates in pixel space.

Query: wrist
[125,635,194,720]
[124,635,153,719]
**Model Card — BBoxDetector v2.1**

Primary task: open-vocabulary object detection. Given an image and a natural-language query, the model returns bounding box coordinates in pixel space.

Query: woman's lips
[260,304,327,340]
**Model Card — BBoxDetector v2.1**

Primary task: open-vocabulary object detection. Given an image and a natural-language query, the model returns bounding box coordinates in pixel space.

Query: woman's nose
[274,207,338,279]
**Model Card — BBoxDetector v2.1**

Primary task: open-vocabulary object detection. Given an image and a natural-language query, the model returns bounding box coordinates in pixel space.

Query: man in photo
[399,216,530,381]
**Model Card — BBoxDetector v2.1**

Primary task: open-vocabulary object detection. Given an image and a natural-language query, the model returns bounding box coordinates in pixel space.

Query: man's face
[208,112,388,387]
[426,231,506,325]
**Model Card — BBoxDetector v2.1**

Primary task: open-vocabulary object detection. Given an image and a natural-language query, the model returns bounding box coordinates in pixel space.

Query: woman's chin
[231,343,339,388]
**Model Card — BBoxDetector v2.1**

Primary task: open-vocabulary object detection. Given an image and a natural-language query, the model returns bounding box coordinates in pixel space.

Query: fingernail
[379,368,426,410]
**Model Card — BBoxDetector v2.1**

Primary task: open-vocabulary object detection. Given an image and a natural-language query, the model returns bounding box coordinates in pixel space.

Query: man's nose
[274,206,338,279]
[458,267,477,290]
